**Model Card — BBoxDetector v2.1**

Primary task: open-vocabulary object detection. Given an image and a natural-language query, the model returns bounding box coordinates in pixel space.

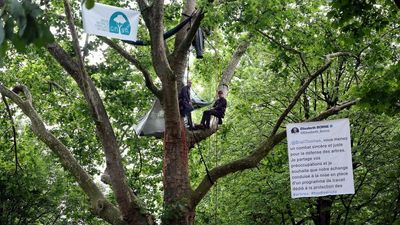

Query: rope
[189,127,214,185]
[198,142,214,185]
[214,133,219,225]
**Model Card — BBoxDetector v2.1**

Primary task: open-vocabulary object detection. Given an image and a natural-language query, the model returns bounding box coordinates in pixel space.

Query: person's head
[217,90,224,97]
[187,80,192,87]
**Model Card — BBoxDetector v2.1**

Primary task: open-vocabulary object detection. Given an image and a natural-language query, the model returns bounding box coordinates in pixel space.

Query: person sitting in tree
[179,80,194,129]
[200,90,227,129]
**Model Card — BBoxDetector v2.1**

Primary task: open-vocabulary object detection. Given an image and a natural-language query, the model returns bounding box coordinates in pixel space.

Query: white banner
[286,119,354,198]
[82,3,139,41]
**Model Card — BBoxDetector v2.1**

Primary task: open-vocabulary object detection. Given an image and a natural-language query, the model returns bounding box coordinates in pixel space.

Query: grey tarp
[134,90,210,138]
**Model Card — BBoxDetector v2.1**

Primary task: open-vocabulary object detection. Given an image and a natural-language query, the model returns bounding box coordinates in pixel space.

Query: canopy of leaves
[0,0,399,224]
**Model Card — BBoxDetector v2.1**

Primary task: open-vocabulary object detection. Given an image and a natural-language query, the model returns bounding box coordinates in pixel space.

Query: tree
[0,0,399,224]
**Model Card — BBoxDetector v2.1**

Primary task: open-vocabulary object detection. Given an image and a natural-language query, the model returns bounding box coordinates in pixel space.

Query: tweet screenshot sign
[286,119,354,198]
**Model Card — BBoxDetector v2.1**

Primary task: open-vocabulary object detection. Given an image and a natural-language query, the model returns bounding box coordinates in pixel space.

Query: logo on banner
[109,12,131,35]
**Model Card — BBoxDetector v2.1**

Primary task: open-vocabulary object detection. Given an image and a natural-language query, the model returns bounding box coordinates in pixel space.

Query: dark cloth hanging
[192,28,204,59]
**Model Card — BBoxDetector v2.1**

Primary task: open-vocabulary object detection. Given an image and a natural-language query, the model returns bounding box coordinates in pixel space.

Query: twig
[1,94,22,174]
[47,80,69,96]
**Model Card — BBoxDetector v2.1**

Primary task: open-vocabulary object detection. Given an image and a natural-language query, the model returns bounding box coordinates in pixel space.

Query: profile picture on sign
[291,127,300,134]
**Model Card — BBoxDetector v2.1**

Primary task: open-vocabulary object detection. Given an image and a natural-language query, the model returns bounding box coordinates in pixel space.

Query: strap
[123,15,194,46]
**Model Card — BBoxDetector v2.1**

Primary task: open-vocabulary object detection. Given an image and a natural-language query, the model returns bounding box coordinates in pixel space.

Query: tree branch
[47,80,69,96]
[138,0,174,83]
[270,52,354,136]
[217,39,251,93]
[258,29,311,76]
[172,10,204,63]
[173,0,196,49]
[63,0,85,73]
[1,93,21,174]
[47,13,154,224]
[187,39,251,146]
[0,84,125,225]
[191,99,359,207]
[100,37,162,99]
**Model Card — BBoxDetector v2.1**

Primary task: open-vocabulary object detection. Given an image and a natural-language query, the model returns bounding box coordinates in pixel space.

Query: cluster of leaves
[0,107,100,224]
[355,62,400,115]
[189,0,400,224]
[0,0,399,223]
[0,0,54,65]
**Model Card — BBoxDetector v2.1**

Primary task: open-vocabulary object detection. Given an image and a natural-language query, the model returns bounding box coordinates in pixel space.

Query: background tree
[0,0,399,224]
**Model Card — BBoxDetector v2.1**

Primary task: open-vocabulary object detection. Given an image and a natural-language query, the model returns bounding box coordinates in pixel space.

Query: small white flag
[82,3,140,41]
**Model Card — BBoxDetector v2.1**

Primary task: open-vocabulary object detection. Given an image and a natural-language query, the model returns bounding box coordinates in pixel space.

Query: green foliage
[354,63,400,115]
[0,118,98,224]
[0,0,54,58]
[85,0,95,9]
[1,0,399,224]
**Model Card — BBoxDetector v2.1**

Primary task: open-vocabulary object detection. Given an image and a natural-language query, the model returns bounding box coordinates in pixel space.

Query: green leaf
[4,17,14,39]
[23,1,43,18]
[21,15,37,43]
[37,23,54,45]
[11,34,26,52]
[85,0,95,9]
[10,0,25,18]
[0,42,6,56]
[0,20,4,45]
[9,0,27,36]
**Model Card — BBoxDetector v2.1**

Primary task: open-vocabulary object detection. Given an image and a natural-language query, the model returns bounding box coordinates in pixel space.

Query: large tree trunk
[161,76,194,225]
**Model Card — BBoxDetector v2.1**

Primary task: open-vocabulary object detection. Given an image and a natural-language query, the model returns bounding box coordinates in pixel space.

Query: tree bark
[312,197,335,225]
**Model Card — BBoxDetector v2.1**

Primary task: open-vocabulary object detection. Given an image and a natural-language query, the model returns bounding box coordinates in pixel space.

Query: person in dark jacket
[200,90,227,129]
[179,80,194,128]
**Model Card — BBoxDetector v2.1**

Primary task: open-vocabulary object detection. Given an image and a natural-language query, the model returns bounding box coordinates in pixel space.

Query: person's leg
[187,112,193,128]
[201,110,211,127]
[205,110,216,128]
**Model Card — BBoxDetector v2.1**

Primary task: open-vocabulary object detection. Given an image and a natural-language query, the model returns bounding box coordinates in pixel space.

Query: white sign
[286,119,354,198]
[82,3,140,41]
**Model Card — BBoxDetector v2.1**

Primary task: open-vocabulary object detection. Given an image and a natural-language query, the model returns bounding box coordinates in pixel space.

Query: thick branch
[139,0,173,82]
[187,40,250,146]
[46,43,81,80]
[100,37,162,99]
[0,84,125,225]
[191,99,359,206]
[172,10,204,63]
[217,40,251,93]
[173,0,196,49]
[47,41,152,225]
